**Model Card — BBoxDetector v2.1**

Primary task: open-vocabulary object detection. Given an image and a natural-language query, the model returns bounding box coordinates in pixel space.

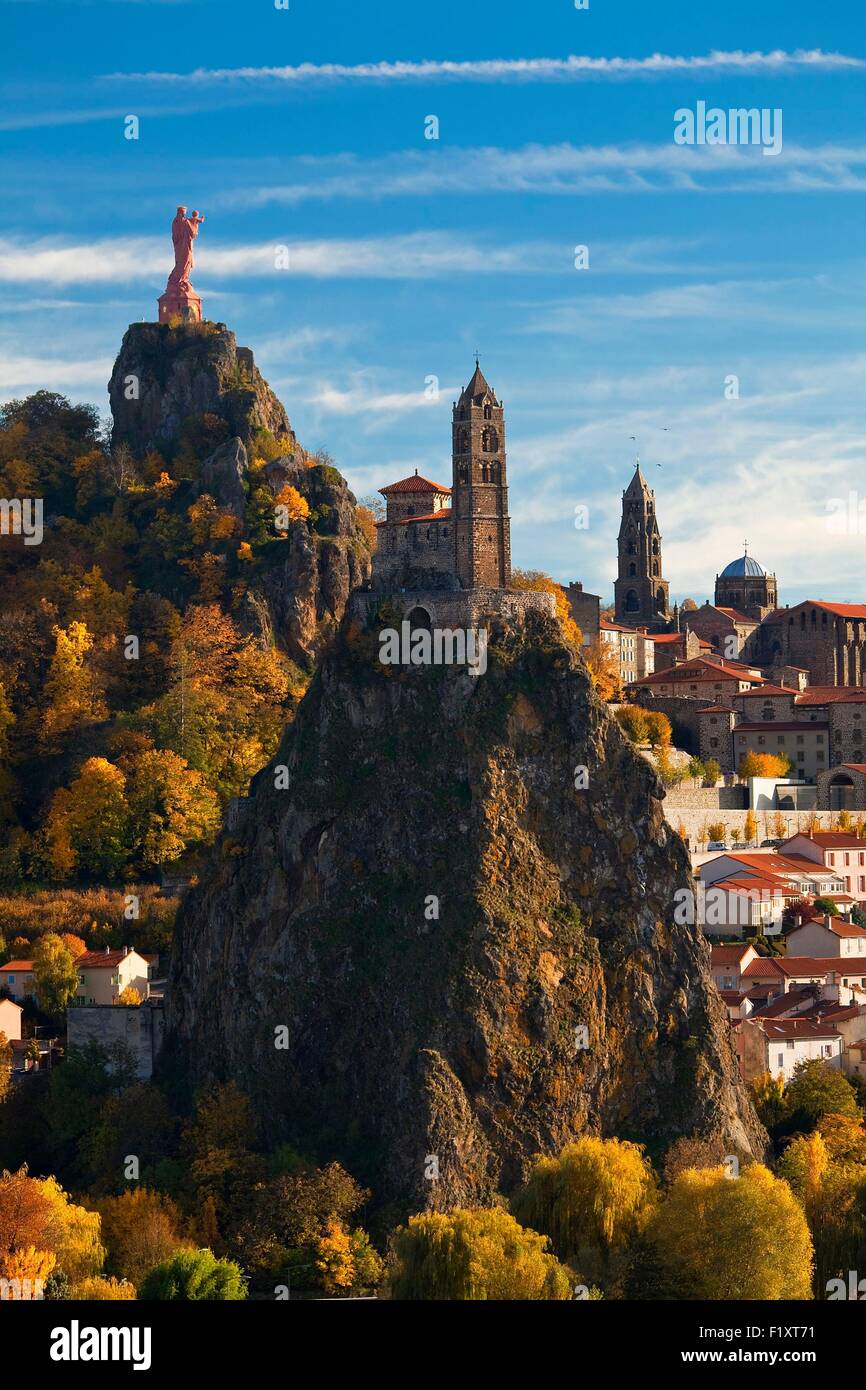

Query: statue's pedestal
[158,289,202,325]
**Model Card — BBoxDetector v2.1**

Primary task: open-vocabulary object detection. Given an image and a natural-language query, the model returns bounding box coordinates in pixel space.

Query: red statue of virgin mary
[158,205,205,324]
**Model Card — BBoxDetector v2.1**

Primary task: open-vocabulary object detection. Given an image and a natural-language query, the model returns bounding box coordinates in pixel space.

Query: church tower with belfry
[614,462,670,631]
[451,360,511,589]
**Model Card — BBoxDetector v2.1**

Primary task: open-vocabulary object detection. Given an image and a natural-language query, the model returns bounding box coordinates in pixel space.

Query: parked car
[706,840,728,851]
[760,838,784,848]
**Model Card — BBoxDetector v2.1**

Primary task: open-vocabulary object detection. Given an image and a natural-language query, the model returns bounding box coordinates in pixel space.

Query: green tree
[32,933,80,1017]
[389,1208,572,1301]
[139,1248,247,1300]
[785,1060,859,1131]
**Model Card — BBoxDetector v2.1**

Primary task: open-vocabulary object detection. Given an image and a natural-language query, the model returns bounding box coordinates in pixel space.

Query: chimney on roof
[104,944,110,954]
[122,945,129,957]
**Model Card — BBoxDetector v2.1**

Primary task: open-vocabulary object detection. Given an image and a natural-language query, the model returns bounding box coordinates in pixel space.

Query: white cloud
[0,232,554,286]
[0,353,113,391]
[216,140,866,208]
[105,49,866,85]
[312,382,457,415]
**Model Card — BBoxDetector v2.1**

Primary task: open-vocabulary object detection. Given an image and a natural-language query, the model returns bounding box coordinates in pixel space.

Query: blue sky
[2,0,866,607]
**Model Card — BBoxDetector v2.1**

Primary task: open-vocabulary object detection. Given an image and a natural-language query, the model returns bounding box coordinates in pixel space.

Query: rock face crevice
[165,613,765,1215]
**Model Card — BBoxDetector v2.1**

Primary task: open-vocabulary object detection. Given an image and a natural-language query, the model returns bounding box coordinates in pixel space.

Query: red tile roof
[0,960,33,972]
[379,474,451,495]
[394,508,452,527]
[784,831,866,849]
[744,956,866,978]
[760,1018,841,1040]
[736,685,794,698]
[795,687,866,705]
[76,949,152,969]
[711,944,757,965]
[715,606,755,624]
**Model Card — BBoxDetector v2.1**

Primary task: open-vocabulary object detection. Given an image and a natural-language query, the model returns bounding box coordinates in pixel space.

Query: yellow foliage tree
[389,1207,572,1301]
[315,1219,355,1293]
[584,637,622,701]
[510,570,582,648]
[42,621,106,742]
[0,1245,56,1297]
[275,484,310,528]
[511,1137,657,1276]
[116,985,142,1007]
[646,1163,813,1300]
[72,1276,136,1300]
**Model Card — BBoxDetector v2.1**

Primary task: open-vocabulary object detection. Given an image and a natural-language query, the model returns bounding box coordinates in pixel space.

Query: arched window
[456,427,469,452]
[628,563,636,577]
[625,589,640,613]
[656,588,666,613]
[481,427,499,453]
[458,464,469,485]
[483,404,492,420]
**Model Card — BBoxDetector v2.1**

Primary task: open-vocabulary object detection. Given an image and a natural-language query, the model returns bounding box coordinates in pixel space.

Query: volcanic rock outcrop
[107,320,370,663]
[109,321,293,456]
[166,610,765,1215]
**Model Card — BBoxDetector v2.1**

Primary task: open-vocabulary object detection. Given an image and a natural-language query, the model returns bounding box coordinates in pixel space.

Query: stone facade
[684,602,757,659]
[614,464,670,631]
[714,551,778,622]
[816,764,866,811]
[750,602,866,687]
[365,362,551,630]
[67,1003,165,1080]
[565,581,601,645]
[350,585,555,631]
[452,363,511,589]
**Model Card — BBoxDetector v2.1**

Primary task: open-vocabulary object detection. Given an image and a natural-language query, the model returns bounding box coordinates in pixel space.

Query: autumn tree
[584,637,622,701]
[0,1167,104,1287]
[510,570,582,647]
[32,933,80,1017]
[389,1208,572,1301]
[645,1163,813,1300]
[738,751,792,780]
[615,706,647,744]
[80,1082,178,1194]
[511,1137,657,1294]
[73,1275,136,1300]
[643,710,672,748]
[123,747,220,866]
[94,1189,189,1290]
[42,621,106,743]
[44,758,130,880]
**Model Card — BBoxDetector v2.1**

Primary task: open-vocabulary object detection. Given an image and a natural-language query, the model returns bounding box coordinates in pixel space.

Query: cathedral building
[613,464,671,632]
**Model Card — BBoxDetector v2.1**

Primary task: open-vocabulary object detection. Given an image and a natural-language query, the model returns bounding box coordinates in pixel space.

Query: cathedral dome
[720,553,765,579]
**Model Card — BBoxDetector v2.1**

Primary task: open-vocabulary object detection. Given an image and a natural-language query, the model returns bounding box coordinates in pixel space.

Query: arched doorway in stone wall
[829,773,855,810]
[406,605,433,632]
